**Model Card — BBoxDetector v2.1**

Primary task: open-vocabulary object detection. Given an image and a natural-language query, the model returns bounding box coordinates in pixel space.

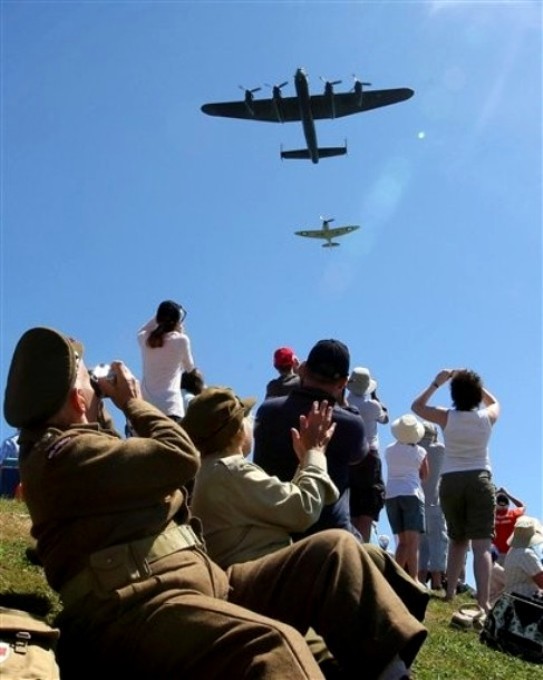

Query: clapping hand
[291,400,336,463]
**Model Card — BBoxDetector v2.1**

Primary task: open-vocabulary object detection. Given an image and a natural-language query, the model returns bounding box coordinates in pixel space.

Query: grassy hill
[0,498,539,679]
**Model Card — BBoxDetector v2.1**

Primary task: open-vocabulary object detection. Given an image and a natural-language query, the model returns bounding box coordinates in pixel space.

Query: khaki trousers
[56,529,427,679]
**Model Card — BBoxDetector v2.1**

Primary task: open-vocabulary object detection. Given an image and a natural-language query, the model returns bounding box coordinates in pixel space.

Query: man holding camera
[4,326,427,679]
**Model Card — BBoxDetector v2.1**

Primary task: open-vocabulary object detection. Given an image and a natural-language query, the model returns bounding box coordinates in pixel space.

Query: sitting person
[185,388,339,567]
[4,326,428,680]
[503,516,543,598]
[265,346,301,398]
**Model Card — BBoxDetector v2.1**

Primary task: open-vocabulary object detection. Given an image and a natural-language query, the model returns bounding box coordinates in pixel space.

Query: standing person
[4,326,428,680]
[265,347,301,398]
[137,300,195,422]
[254,339,369,539]
[417,421,448,591]
[411,369,500,613]
[493,487,526,565]
[384,415,428,581]
[345,367,389,542]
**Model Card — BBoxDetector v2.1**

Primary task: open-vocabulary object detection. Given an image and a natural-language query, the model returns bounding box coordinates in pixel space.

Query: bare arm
[532,571,543,590]
[498,487,525,509]
[411,369,453,429]
[481,387,500,425]
[419,454,429,482]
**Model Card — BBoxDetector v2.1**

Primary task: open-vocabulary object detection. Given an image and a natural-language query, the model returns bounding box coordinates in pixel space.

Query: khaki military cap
[182,387,256,455]
[4,327,83,428]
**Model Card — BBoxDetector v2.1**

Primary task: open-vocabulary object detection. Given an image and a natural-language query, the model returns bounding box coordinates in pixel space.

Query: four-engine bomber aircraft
[295,218,360,248]
[201,68,414,164]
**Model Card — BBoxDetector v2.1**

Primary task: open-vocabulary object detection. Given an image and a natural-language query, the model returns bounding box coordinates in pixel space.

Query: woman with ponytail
[137,300,195,422]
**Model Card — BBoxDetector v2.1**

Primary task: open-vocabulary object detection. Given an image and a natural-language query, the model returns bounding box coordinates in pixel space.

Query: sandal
[449,604,486,630]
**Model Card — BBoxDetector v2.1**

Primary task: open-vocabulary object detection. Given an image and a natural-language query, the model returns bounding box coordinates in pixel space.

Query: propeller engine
[351,75,372,94]
[239,85,262,100]
[265,81,288,99]
[320,76,342,96]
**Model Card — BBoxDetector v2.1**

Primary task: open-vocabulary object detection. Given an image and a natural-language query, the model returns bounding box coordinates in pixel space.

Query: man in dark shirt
[265,346,301,398]
[254,339,369,538]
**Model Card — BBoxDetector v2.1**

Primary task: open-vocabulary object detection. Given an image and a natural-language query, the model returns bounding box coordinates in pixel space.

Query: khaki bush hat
[4,327,83,428]
[507,516,543,549]
[182,387,256,455]
[391,414,425,445]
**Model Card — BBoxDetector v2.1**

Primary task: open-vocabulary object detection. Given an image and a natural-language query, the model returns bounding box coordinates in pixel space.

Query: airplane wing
[309,88,414,120]
[201,96,303,123]
[295,230,326,239]
[327,225,359,237]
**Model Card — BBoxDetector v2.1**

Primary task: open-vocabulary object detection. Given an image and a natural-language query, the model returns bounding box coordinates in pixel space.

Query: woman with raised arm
[137,300,196,422]
[411,369,500,613]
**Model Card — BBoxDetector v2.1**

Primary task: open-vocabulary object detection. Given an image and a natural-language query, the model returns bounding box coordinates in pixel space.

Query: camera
[89,363,116,398]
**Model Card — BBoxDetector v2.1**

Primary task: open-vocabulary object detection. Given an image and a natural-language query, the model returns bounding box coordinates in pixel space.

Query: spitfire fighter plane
[201,68,414,164]
[295,218,360,248]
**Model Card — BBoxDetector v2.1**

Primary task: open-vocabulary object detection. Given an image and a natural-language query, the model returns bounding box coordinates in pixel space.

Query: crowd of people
[2,300,541,678]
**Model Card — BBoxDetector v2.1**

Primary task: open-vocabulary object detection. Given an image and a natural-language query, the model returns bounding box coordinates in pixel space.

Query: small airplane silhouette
[295,217,360,248]
[201,68,414,164]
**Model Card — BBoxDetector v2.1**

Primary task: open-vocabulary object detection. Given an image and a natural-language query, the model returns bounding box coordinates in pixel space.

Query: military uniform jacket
[18,399,200,591]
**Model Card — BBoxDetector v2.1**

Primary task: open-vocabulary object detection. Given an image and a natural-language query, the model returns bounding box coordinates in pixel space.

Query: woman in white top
[411,369,500,612]
[503,516,543,598]
[385,414,428,581]
[137,300,195,421]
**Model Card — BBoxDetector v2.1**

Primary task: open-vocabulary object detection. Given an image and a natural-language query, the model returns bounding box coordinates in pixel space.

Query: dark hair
[181,368,204,396]
[147,300,184,349]
[450,369,483,411]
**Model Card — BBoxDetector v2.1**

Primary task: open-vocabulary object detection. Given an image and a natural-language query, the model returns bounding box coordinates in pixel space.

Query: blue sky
[1,1,541,545]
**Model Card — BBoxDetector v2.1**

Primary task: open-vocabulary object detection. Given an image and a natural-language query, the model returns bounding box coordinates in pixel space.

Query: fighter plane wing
[309,88,414,120]
[295,229,327,239]
[295,226,359,239]
[327,225,359,237]
[201,96,303,123]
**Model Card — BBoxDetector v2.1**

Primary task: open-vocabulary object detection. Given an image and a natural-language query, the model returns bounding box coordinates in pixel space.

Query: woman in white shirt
[411,369,500,613]
[385,414,428,581]
[137,300,195,421]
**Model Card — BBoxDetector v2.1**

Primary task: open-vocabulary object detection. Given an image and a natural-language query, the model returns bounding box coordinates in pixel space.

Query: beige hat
[507,516,543,549]
[347,367,377,397]
[4,327,83,429]
[391,414,425,445]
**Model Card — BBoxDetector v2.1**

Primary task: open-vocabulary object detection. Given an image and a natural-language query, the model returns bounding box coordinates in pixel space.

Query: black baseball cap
[306,339,350,381]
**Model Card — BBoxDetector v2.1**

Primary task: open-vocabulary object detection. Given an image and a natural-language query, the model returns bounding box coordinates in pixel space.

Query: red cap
[273,347,296,369]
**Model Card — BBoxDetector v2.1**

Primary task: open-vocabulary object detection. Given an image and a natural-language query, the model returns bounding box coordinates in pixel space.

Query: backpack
[0,606,60,679]
[480,591,543,664]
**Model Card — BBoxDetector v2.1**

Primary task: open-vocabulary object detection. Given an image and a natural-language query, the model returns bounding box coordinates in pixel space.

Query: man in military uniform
[4,327,428,679]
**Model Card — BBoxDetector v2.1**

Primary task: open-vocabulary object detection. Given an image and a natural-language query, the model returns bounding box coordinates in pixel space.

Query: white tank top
[442,409,492,474]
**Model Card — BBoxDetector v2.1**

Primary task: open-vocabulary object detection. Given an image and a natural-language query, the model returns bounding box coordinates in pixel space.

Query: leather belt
[60,523,203,607]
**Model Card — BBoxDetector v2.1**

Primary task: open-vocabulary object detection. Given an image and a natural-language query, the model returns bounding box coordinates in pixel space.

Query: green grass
[0,498,540,678]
